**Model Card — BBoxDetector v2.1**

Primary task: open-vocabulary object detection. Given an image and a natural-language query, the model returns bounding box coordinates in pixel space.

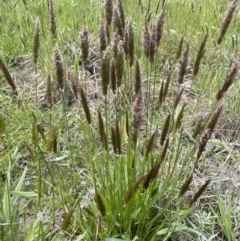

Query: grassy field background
[0,0,240,240]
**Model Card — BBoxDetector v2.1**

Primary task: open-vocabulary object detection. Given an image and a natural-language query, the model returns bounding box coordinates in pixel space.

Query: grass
[0,0,240,240]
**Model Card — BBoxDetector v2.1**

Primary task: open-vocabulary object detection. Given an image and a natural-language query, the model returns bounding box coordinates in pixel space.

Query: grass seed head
[98,108,107,150]
[142,16,151,59]
[101,47,110,96]
[173,88,185,111]
[175,36,184,61]
[178,44,189,84]
[143,161,162,189]
[216,61,239,100]
[111,126,117,154]
[188,179,210,207]
[116,40,125,87]
[146,131,156,157]
[197,106,223,159]
[115,120,122,154]
[163,72,171,100]
[0,59,18,96]
[99,24,107,54]
[132,91,144,133]
[80,87,92,125]
[94,193,106,217]
[69,73,78,100]
[110,59,117,94]
[113,6,123,38]
[217,0,239,45]
[160,114,171,146]
[159,80,164,107]
[178,174,193,198]
[61,209,74,231]
[33,17,40,66]
[103,0,113,26]
[53,46,64,90]
[80,25,89,67]
[135,59,141,95]
[117,0,125,30]
[46,74,53,108]
[127,19,134,67]
[154,7,165,49]
[194,32,208,76]
[48,0,57,40]
[124,174,146,204]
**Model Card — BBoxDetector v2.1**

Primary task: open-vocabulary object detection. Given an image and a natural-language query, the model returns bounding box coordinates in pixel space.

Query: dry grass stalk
[98,109,107,149]
[178,174,193,198]
[110,59,117,94]
[104,0,113,26]
[80,26,89,67]
[125,19,134,67]
[193,33,208,76]
[0,59,18,96]
[217,0,239,45]
[101,48,110,96]
[124,174,147,204]
[135,59,141,95]
[154,7,165,49]
[116,40,125,87]
[188,179,210,207]
[46,74,53,108]
[94,193,106,217]
[48,0,57,39]
[197,106,223,159]
[175,36,184,61]
[178,44,189,84]
[99,24,107,54]
[173,88,184,111]
[216,61,239,100]
[61,209,74,231]
[33,17,40,67]
[80,87,91,125]
[54,47,64,90]
[69,73,78,100]
[160,114,171,146]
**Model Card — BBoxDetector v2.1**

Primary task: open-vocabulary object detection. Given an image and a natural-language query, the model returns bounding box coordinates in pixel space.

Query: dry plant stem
[0,59,18,96]
[217,0,239,45]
